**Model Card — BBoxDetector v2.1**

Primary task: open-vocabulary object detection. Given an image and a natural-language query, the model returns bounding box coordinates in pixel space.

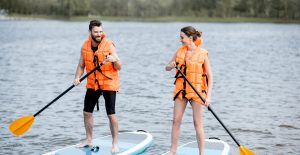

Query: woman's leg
[168,98,187,155]
[191,101,205,155]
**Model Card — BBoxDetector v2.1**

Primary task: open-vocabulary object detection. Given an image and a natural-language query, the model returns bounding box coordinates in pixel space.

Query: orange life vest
[173,38,208,103]
[82,35,120,91]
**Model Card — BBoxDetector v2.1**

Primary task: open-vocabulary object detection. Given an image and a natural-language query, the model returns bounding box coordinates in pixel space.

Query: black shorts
[84,89,116,115]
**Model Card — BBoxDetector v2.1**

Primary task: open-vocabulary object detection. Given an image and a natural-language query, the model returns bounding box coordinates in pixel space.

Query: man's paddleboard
[162,138,230,155]
[43,130,153,155]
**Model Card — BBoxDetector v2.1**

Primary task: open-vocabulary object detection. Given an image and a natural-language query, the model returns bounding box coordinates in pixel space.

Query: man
[73,20,121,153]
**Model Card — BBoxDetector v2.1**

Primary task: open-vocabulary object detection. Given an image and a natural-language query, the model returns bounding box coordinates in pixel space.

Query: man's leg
[103,91,119,153]
[108,114,119,153]
[79,89,100,147]
[83,111,93,146]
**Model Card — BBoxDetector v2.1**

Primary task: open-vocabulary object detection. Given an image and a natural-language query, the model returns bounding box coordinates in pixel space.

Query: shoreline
[2,14,300,24]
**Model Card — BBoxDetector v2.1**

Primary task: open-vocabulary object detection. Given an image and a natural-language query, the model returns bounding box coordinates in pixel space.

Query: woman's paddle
[174,65,255,155]
[9,60,108,136]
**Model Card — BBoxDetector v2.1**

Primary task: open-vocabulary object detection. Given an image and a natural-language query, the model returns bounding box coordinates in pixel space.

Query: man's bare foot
[111,143,119,153]
[167,151,176,155]
[76,140,93,148]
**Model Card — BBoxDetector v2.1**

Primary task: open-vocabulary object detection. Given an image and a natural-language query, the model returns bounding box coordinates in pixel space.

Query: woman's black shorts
[84,89,116,115]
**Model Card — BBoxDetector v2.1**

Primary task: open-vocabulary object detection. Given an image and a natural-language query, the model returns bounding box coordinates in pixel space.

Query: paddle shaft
[33,61,106,117]
[175,66,241,147]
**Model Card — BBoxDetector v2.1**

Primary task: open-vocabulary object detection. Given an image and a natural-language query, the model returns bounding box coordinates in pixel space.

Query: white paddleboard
[43,130,153,155]
[162,138,230,155]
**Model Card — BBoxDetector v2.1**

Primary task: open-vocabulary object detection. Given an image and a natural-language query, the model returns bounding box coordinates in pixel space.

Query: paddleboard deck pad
[162,137,230,155]
[43,130,153,155]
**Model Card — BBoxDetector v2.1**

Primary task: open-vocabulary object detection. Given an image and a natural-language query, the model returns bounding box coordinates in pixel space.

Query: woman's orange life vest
[82,35,120,91]
[173,38,208,103]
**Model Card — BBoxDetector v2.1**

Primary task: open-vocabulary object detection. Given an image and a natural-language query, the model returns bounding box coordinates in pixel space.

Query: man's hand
[73,77,81,86]
[106,54,120,62]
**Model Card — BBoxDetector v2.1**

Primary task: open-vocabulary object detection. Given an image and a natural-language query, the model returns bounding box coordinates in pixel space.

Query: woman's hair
[181,26,202,41]
[89,20,102,31]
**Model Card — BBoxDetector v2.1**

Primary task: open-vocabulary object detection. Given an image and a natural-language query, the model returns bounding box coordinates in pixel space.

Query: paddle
[174,65,256,155]
[9,59,108,136]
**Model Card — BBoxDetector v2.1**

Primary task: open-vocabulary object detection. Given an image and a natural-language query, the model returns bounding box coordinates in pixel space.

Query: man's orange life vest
[173,38,208,103]
[82,35,120,91]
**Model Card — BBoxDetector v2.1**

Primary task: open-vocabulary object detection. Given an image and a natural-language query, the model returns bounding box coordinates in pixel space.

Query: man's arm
[107,44,121,70]
[74,48,85,85]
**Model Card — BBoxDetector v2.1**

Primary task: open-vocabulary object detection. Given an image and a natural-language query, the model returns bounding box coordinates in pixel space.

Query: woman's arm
[204,56,213,106]
[165,53,177,71]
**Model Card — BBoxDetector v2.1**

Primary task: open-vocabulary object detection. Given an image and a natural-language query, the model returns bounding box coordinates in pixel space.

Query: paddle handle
[33,60,107,117]
[207,105,241,147]
[175,66,241,147]
[33,84,75,117]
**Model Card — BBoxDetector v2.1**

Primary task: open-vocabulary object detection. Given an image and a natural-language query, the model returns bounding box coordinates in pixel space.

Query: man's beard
[91,34,101,43]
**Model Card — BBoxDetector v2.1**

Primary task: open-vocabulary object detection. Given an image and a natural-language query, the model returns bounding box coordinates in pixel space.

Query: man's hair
[89,20,102,31]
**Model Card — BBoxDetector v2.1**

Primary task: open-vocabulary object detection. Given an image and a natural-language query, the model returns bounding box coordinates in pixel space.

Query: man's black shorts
[84,89,116,115]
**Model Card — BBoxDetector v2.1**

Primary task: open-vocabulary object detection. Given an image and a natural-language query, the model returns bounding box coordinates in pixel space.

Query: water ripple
[0,21,299,155]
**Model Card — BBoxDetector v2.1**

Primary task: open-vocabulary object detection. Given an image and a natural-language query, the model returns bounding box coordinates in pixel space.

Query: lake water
[0,20,299,155]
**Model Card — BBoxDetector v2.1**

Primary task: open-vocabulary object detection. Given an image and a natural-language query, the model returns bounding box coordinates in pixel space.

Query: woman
[165,26,213,155]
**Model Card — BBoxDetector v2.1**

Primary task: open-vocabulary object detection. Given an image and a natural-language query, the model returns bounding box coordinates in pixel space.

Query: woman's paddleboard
[162,138,230,155]
[43,130,153,155]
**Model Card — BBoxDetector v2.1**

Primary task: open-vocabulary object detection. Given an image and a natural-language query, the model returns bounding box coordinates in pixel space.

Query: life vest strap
[93,55,107,112]
[173,90,186,101]
[173,63,187,101]
[173,64,186,84]
[96,68,112,80]
[174,89,207,101]
[93,55,112,80]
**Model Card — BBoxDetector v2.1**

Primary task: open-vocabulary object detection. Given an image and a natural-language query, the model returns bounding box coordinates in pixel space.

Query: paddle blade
[9,115,35,136]
[240,146,256,155]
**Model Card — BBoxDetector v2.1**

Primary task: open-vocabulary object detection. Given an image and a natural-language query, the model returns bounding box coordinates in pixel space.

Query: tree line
[0,0,299,19]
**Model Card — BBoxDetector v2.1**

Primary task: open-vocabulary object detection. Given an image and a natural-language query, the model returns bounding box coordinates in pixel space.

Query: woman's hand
[204,95,211,107]
[166,61,176,71]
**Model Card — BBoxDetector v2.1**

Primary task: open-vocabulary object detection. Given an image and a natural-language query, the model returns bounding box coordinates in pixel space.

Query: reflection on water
[0,21,300,155]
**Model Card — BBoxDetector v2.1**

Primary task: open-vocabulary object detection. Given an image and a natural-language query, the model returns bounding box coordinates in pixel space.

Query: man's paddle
[174,65,255,155]
[9,60,108,136]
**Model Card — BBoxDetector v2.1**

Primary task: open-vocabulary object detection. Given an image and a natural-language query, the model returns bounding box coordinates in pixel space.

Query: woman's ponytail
[196,30,202,38]
[181,26,202,41]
